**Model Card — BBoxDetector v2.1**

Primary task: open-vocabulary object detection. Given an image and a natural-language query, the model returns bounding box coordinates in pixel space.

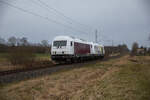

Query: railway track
[0,64,57,76]
[0,54,124,84]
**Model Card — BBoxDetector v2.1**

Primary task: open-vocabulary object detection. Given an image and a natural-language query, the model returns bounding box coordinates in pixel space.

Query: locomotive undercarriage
[51,54,104,64]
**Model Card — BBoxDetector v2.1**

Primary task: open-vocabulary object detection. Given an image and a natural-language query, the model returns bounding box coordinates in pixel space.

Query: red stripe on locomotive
[74,42,90,55]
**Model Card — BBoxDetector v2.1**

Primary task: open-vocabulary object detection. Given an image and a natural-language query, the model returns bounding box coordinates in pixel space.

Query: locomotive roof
[53,36,104,46]
[53,36,87,43]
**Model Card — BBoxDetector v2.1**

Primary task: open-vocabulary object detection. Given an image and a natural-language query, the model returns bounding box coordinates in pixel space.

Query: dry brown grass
[0,55,150,100]
[0,53,51,72]
[0,59,53,72]
[0,59,25,72]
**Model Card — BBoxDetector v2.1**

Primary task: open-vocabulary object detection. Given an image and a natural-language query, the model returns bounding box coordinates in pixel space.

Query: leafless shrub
[148,48,150,56]
[7,47,35,67]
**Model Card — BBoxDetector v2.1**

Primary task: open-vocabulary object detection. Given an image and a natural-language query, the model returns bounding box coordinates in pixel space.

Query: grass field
[0,55,150,100]
[35,53,50,59]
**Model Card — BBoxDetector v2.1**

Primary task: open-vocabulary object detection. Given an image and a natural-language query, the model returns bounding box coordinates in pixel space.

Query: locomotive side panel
[74,42,90,56]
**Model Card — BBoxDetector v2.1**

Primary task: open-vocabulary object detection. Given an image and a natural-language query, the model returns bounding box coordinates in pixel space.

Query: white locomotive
[51,36,105,63]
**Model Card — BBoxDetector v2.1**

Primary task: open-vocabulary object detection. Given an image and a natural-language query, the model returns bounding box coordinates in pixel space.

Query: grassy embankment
[0,53,51,71]
[0,55,150,100]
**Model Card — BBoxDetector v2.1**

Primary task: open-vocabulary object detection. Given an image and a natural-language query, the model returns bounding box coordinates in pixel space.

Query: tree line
[131,42,150,56]
[130,34,150,56]
[104,44,129,56]
[0,36,50,53]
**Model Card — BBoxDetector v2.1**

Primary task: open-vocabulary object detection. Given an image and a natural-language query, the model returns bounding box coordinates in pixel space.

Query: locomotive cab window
[53,40,67,46]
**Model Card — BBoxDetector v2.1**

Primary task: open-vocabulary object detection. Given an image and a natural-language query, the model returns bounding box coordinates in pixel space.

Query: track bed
[0,54,123,84]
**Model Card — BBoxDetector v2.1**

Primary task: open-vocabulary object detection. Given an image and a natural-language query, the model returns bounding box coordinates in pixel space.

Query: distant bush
[7,47,35,66]
[131,42,139,56]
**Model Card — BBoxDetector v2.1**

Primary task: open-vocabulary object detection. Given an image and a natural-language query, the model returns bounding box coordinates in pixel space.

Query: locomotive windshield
[53,40,67,46]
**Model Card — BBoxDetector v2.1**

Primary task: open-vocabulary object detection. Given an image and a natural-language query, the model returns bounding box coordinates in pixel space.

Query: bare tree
[20,37,28,46]
[131,42,139,56]
[0,37,5,44]
[148,34,150,41]
[8,36,17,46]
[148,34,150,46]
[15,37,28,46]
[148,34,150,55]
[16,38,21,46]
[41,40,49,47]
[148,48,150,55]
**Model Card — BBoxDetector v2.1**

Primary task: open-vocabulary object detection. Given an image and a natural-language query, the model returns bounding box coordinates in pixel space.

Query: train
[51,36,105,63]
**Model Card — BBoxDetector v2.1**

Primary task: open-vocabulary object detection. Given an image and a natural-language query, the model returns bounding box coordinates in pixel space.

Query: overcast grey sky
[0,0,150,48]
